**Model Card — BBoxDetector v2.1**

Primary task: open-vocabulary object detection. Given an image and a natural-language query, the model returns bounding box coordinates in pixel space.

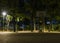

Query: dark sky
[0,0,24,11]
[0,0,59,15]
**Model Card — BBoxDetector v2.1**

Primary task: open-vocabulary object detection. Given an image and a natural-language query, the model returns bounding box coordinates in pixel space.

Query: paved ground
[0,32,60,43]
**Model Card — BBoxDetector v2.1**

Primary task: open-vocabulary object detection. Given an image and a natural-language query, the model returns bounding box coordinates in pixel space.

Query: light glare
[2,11,7,16]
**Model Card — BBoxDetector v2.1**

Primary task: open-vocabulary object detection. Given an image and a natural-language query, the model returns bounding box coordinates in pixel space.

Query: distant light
[2,11,7,16]
[46,21,50,24]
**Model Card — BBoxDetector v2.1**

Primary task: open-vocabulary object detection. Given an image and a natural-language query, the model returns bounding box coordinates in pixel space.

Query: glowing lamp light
[2,11,7,16]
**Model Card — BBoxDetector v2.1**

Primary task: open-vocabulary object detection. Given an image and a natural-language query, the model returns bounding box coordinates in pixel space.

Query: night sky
[0,0,59,16]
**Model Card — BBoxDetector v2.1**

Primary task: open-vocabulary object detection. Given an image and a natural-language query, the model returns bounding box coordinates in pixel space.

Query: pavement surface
[0,32,60,43]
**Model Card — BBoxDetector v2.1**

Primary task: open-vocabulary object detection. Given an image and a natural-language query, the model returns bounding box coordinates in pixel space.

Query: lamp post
[2,11,7,31]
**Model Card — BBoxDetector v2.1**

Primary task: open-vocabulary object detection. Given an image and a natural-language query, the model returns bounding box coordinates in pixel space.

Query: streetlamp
[2,11,7,16]
[2,11,7,31]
